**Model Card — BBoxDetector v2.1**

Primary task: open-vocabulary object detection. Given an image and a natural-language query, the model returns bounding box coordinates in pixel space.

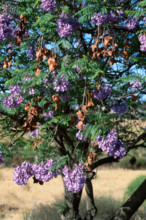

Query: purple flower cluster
[57,12,79,38]
[7,42,14,54]
[91,10,124,26]
[130,81,142,90]
[62,164,86,193]
[0,147,4,164]
[110,100,128,114]
[29,128,40,138]
[13,161,32,185]
[53,74,72,92]
[3,85,24,109]
[13,159,59,185]
[96,130,126,159]
[28,44,36,60]
[29,88,35,95]
[43,110,54,121]
[125,17,138,30]
[76,130,87,142]
[138,33,146,52]
[32,159,59,182]
[0,13,13,42]
[41,0,57,13]
[93,83,112,100]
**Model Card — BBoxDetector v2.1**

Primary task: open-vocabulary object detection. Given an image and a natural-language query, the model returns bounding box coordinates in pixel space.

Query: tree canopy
[0,0,146,219]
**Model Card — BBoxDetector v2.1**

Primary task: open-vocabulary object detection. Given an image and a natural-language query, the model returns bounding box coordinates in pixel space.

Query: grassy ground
[0,167,146,220]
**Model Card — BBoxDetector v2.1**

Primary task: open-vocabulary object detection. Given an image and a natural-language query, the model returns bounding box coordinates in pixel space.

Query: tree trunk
[84,172,97,220]
[60,180,83,220]
[111,179,146,220]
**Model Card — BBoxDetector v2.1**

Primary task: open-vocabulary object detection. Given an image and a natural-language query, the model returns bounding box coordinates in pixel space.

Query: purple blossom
[0,13,13,42]
[29,128,40,138]
[43,110,54,121]
[76,130,87,142]
[62,164,86,193]
[3,85,24,109]
[49,110,54,118]
[125,17,138,30]
[93,83,112,100]
[13,161,32,185]
[138,33,146,44]
[29,88,35,95]
[41,0,57,13]
[110,100,128,114]
[91,13,108,26]
[130,81,142,90]
[140,44,146,51]
[57,12,80,38]
[91,10,124,26]
[53,74,72,92]
[32,159,59,182]
[96,129,126,159]
[13,159,59,185]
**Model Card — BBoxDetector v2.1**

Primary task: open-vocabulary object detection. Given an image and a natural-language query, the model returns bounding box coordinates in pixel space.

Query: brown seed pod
[52,95,60,103]
[131,95,137,102]
[20,14,24,21]
[109,57,118,66]
[70,116,78,123]
[3,61,8,69]
[77,121,84,130]
[76,110,85,121]
[16,37,22,46]
[25,103,31,112]
[108,48,113,56]
[84,162,92,171]
[82,105,89,114]
[87,92,94,98]
[96,84,101,91]
[87,99,94,107]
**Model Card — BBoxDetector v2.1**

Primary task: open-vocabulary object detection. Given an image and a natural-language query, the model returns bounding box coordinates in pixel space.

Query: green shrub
[119,157,146,169]
[125,175,146,198]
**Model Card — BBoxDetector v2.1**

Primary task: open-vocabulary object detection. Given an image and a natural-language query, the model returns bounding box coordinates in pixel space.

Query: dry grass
[0,167,146,220]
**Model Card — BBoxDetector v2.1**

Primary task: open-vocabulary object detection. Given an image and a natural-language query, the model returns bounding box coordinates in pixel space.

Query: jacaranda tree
[0,0,146,219]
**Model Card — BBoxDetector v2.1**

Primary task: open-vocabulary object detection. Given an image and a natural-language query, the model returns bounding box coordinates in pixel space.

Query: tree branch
[111,179,146,220]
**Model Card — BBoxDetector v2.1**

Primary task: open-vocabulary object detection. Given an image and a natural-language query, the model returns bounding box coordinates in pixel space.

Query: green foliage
[125,175,146,198]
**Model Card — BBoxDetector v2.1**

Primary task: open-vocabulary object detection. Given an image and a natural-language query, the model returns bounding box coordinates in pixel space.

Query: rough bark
[111,179,146,220]
[84,172,97,220]
[60,180,83,220]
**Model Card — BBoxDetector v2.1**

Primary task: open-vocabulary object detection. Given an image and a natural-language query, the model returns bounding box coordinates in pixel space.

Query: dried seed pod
[131,95,137,102]
[108,48,113,56]
[77,121,84,130]
[87,92,94,98]
[96,84,101,91]
[109,57,118,66]
[3,61,8,69]
[20,14,24,21]
[76,110,85,121]
[23,16,28,24]
[82,105,89,114]
[123,49,129,59]
[7,60,12,68]
[70,116,78,123]
[52,95,60,103]
[16,37,22,46]
[87,99,94,107]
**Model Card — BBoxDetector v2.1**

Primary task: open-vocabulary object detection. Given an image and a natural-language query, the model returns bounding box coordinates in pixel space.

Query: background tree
[0,0,145,219]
